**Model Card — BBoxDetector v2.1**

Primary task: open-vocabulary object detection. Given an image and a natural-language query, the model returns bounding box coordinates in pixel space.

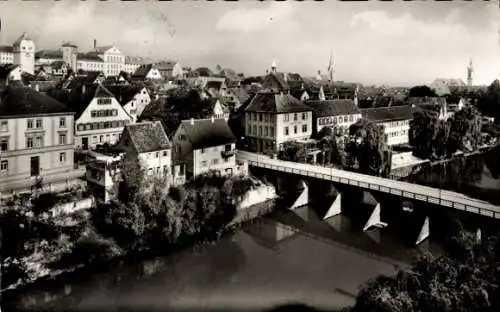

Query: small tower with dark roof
[467,58,473,88]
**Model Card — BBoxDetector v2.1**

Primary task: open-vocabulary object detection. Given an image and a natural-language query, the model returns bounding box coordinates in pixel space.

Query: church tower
[62,42,78,72]
[13,32,35,75]
[467,58,473,88]
[271,59,277,73]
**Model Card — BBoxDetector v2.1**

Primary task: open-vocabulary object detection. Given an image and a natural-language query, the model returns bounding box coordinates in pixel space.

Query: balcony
[221,149,235,158]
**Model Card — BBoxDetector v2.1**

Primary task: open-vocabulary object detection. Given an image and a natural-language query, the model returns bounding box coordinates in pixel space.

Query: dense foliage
[352,224,500,312]
[477,80,500,119]
[409,106,483,159]
[345,119,392,177]
[408,85,438,98]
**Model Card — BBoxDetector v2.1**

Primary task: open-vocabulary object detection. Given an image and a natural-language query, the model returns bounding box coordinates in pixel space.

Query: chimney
[94,39,97,50]
[190,118,194,125]
[211,116,215,123]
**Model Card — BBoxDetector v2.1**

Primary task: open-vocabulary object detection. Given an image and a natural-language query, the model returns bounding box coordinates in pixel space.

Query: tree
[278,141,308,163]
[409,110,449,159]
[477,80,500,118]
[345,119,391,177]
[408,85,438,98]
[115,157,147,203]
[448,106,483,153]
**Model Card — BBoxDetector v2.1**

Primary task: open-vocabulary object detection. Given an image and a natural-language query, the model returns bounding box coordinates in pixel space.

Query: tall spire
[327,49,335,84]
[467,58,473,87]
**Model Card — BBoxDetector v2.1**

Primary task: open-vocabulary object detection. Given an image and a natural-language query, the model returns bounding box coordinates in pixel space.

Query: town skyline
[0,1,498,86]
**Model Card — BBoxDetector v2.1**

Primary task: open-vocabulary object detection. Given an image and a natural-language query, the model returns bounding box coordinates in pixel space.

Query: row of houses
[0,84,244,202]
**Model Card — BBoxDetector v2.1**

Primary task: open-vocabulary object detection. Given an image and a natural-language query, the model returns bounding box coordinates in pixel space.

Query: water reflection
[408,147,500,205]
[24,205,440,312]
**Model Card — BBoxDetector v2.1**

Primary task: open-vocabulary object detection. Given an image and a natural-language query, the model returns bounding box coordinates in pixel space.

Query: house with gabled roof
[114,121,184,186]
[171,117,239,178]
[0,64,22,87]
[132,64,163,81]
[155,60,184,80]
[65,83,134,150]
[105,85,152,122]
[0,87,79,195]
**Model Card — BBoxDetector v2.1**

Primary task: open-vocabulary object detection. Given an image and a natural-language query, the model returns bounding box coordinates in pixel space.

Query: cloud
[349,10,469,40]
[216,3,296,33]
[42,2,97,35]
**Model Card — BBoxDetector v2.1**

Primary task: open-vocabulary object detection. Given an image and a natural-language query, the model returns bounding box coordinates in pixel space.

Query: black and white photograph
[0,0,499,311]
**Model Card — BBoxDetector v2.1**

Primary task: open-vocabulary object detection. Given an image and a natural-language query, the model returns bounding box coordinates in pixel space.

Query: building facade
[0,87,76,195]
[305,99,362,135]
[73,84,133,150]
[244,91,313,154]
[85,149,123,203]
[361,106,416,146]
[172,118,238,178]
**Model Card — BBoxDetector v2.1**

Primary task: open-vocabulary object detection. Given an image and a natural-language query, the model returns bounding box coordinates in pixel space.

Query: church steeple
[271,59,277,73]
[467,58,473,88]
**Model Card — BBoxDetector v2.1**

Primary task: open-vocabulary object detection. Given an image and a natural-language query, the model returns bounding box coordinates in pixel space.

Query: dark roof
[230,87,251,104]
[155,61,177,71]
[65,71,104,89]
[13,33,31,47]
[181,118,237,150]
[124,121,170,153]
[77,52,103,62]
[105,85,144,106]
[0,45,13,53]
[244,91,312,113]
[62,42,78,48]
[262,72,290,91]
[64,84,116,119]
[0,64,19,80]
[0,87,73,117]
[205,80,222,90]
[50,61,67,70]
[35,50,62,59]
[407,97,446,107]
[132,64,154,78]
[361,105,418,123]
[305,100,361,117]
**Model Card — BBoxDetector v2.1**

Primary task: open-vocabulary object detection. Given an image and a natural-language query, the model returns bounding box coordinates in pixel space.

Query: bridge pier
[416,216,430,246]
[290,180,309,210]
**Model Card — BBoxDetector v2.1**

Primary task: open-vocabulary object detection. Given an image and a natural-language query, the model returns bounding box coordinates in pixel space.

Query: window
[284,127,289,136]
[302,124,308,133]
[155,152,159,158]
[344,116,348,123]
[302,112,307,120]
[264,114,269,122]
[294,126,298,134]
[212,159,219,165]
[294,114,298,121]
[200,148,205,154]
[349,115,353,122]
[59,152,66,163]
[26,137,33,149]
[36,119,43,128]
[92,136,97,143]
[0,137,8,151]
[163,165,169,175]
[259,126,262,136]
[59,117,66,128]
[163,150,168,157]
[27,119,33,129]
[253,125,257,135]
[0,120,7,132]
[247,125,251,135]
[1,160,7,171]
[97,98,112,105]
[201,161,208,167]
[264,126,268,136]
[35,136,43,148]
[284,114,290,122]
[270,126,275,136]
[59,133,66,145]
[99,135,103,143]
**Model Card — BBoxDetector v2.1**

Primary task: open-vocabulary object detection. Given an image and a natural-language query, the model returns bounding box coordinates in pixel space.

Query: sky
[0,1,498,86]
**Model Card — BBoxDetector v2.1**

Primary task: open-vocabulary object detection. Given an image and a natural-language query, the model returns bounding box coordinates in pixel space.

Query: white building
[0,64,22,87]
[0,32,35,74]
[131,64,163,81]
[0,87,77,195]
[85,149,123,203]
[115,121,183,187]
[305,99,362,135]
[172,117,239,179]
[361,106,416,146]
[0,46,14,65]
[106,85,152,122]
[68,83,133,150]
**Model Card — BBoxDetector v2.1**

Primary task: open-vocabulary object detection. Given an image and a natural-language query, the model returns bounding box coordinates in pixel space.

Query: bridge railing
[239,151,500,220]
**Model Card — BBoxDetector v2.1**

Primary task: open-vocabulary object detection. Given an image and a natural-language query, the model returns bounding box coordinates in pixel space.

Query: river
[13,149,500,312]
[17,200,445,312]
